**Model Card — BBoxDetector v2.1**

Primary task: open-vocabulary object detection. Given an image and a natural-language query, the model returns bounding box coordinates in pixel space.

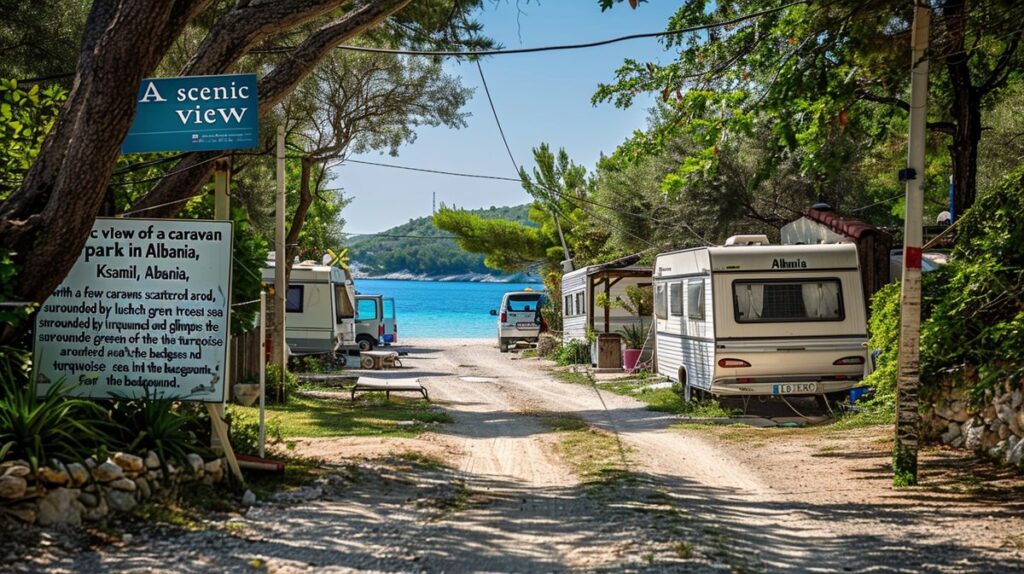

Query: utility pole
[894,0,931,487]
[273,126,287,373]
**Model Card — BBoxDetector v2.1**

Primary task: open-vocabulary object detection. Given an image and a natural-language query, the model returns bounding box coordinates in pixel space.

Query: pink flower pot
[623,349,642,373]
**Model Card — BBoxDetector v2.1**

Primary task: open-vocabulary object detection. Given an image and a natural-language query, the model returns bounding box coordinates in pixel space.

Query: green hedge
[867,166,1024,407]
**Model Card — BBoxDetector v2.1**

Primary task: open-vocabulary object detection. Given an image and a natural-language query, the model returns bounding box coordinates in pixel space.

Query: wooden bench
[359,350,402,370]
[350,377,428,401]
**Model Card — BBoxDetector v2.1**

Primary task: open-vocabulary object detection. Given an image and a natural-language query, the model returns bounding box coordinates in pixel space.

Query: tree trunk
[269,155,317,356]
[943,0,981,219]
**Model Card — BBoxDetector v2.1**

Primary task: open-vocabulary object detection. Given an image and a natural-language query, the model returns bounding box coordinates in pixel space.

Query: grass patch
[229,394,451,440]
[550,418,633,489]
[536,414,589,432]
[394,451,450,471]
[603,377,737,418]
[131,501,206,531]
[520,349,538,359]
[551,369,592,386]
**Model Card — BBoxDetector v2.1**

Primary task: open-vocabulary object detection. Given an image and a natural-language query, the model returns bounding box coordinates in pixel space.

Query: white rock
[145,451,161,470]
[66,463,89,487]
[3,464,31,479]
[0,475,27,499]
[1012,390,1023,410]
[186,453,204,474]
[113,453,145,473]
[106,488,137,513]
[36,487,82,527]
[1007,438,1024,466]
[122,533,133,544]
[203,459,222,474]
[241,489,256,506]
[93,461,124,482]
[964,419,985,450]
[108,477,137,492]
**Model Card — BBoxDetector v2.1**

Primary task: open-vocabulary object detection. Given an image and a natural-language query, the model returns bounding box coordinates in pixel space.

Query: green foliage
[920,167,1024,399]
[552,339,591,366]
[0,79,66,200]
[228,208,269,334]
[227,409,284,456]
[108,392,206,466]
[0,249,35,330]
[892,440,918,487]
[619,323,647,350]
[0,371,113,469]
[266,363,298,404]
[349,205,534,277]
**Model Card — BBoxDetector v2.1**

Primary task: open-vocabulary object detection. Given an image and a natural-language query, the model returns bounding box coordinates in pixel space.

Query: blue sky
[334,1,681,234]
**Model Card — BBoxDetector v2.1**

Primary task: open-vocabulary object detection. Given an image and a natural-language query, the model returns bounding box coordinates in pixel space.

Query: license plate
[516,322,536,328]
[772,382,817,395]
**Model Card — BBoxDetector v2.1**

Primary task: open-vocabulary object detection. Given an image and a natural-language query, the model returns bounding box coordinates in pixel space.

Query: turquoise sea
[356,279,544,339]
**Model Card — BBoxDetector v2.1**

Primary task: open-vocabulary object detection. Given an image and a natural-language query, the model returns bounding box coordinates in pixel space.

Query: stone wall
[923,380,1024,468]
[0,451,226,527]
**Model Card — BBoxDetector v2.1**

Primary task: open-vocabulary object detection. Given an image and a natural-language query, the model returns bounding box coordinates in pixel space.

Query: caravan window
[669,283,683,316]
[334,285,354,322]
[687,279,705,320]
[357,298,379,321]
[574,292,585,316]
[286,286,304,312]
[732,279,843,323]
[564,295,572,316]
[654,283,667,319]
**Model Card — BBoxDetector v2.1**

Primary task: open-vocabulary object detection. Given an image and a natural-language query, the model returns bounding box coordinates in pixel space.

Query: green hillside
[348,204,533,278]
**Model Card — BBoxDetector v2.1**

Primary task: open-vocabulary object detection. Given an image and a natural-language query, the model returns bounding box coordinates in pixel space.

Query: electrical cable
[476,60,520,174]
[337,158,522,182]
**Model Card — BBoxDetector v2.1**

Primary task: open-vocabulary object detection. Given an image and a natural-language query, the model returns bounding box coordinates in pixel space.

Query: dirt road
[20,339,1024,573]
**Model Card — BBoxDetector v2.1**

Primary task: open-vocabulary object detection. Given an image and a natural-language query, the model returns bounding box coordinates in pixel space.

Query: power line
[338,158,522,182]
[476,60,520,173]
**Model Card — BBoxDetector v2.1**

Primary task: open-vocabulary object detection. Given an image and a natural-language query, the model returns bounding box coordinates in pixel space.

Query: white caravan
[261,259,357,355]
[653,236,868,401]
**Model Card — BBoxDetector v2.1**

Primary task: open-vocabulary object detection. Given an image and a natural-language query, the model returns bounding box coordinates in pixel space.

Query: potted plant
[619,323,647,373]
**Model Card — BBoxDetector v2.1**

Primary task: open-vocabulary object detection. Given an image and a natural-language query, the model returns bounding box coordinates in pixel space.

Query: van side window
[286,285,303,313]
[357,298,378,321]
[687,279,705,320]
[654,283,667,319]
[669,282,683,316]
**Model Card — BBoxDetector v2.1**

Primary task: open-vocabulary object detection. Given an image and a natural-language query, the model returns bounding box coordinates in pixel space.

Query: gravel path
[11,338,1024,573]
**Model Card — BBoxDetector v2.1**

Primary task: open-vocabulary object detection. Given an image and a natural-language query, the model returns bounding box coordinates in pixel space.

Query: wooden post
[211,159,231,453]
[894,0,931,487]
[259,290,266,459]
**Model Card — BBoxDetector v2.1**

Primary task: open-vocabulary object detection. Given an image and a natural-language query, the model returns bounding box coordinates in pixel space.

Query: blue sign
[122,74,259,154]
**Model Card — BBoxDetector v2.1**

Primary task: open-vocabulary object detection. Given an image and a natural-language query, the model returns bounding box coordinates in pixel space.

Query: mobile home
[561,253,653,367]
[261,258,357,355]
[653,236,868,400]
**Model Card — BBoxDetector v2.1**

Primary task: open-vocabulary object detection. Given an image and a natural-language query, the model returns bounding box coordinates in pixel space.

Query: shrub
[266,363,298,403]
[227,408,283,456]
[108,391,207,465]
[553,339,591,366]
[0,369,113,469]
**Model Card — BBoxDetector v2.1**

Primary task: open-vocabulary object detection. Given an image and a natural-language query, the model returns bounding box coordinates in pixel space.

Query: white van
[653,236,868,402]
[261,259,357,355]
[492,290,546,353]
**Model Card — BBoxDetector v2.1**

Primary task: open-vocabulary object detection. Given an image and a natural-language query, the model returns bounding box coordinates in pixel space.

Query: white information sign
[33,218,233,402]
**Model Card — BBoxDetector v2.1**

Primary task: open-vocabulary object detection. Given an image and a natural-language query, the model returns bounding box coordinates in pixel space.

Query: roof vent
[724,234,770,246]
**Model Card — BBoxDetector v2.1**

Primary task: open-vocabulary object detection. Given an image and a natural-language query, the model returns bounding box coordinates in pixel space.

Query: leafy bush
[920,167,1024,401]
[865,166,1024,408]
[266,363,298,403]
[0,370,113,469]
[552,339,591,366]
[108,391,207,466]
[619,323,647,349]
[227,408,283,456]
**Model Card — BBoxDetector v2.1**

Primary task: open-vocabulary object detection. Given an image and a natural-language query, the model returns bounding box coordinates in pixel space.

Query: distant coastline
[351,269,540,283]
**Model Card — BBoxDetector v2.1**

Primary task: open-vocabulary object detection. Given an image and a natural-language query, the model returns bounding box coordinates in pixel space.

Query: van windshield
[506,295,541,312]
[732,279,843,323]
